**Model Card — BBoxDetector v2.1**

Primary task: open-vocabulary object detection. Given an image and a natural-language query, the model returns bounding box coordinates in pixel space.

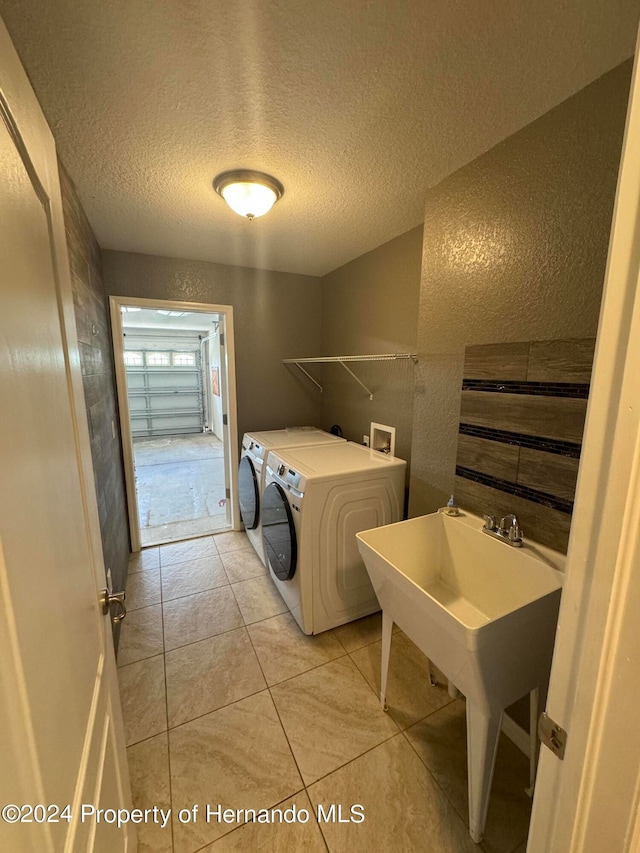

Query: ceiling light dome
[213,169,284,220]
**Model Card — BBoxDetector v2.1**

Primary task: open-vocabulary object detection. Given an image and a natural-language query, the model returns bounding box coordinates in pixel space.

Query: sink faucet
[483,513,523,547]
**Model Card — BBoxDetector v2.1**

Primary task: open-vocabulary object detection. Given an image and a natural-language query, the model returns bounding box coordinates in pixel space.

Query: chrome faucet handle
[508,520,523,542]
[483,515,496,531]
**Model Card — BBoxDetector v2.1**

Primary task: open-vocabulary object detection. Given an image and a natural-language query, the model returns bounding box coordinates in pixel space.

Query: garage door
[125,349,205,437]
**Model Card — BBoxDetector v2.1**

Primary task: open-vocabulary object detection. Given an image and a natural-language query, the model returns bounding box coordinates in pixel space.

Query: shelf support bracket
[339,360,374,400]
[294,362,323,393]
[283,353,416,400]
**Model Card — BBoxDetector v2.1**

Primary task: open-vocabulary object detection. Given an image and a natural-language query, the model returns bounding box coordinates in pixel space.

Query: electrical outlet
[363,435,370,447]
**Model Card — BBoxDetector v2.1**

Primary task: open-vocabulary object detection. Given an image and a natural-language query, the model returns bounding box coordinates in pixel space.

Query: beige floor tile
[231,575,288,624]
[332,611,398,653]
[248,612,345,686]
[128,547,160,574]
[118,655,166,746]
[405,700,532,853]
[127,732,172,852]
[221,548,267,583]
[163,586,243,651]
[213,530,253,554]
[202,791,326,852]
[126,565,161,610]
[350,630,452,729]
[307,734,477,853]
[270,656,398,785]
[169,691,303,852]
[165,628,266,727]
[159,536,218,566]
[117,604,164,666]
[161,553,229,602]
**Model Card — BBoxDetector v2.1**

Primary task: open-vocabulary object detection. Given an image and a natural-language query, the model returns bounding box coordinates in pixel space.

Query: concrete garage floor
[134,434,230,546]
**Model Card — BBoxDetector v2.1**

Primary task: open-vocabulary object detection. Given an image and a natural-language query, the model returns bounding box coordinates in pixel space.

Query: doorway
[110,296,239,551]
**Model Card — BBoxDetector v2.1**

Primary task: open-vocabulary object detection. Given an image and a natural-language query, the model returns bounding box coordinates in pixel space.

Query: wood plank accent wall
[455,338,595,552]
[59,161,130,647]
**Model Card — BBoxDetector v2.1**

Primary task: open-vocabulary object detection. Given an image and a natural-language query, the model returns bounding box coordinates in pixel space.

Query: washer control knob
[278,464,286,476]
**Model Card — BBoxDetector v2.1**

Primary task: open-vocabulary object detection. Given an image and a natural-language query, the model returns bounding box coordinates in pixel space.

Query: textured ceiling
[1,1,637,276]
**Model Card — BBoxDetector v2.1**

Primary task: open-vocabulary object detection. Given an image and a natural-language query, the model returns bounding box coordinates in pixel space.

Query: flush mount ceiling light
[213,169,284,221]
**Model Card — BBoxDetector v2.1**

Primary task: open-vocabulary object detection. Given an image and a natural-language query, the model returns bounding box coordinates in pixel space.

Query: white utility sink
[356,510,563,843]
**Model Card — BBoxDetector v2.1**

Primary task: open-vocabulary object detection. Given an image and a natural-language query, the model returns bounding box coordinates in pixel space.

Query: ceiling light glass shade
[213,170,284,220]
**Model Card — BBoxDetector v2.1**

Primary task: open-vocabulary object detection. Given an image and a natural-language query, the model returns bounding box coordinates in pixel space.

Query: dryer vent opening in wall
[370,422,396,456]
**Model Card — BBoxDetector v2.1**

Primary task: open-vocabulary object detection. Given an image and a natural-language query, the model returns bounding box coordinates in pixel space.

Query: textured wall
[59,161,130,639]
[320,226,422,481]
[102,251,323,446]
[409,60,632,520]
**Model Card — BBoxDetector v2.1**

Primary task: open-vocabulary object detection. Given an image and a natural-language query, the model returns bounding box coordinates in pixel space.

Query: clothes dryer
[261,441,406,634]
[238,427,345,564]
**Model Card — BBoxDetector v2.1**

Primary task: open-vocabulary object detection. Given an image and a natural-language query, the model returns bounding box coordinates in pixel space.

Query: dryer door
[238,455,260,530]
[262,482,297,581]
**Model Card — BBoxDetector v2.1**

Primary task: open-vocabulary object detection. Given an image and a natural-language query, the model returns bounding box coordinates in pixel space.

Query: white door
[217,315,235,520]
[527,28,640,853]
[203,330,225,440]
[0,18,132,853]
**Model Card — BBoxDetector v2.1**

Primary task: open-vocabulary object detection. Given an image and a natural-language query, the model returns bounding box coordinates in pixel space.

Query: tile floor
[119,532,533,853]
[134,435,230,546]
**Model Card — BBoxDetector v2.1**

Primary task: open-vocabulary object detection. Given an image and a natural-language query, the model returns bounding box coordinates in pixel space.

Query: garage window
[173,352,196,367]
[123,351,143,367]
[146,352,170,366]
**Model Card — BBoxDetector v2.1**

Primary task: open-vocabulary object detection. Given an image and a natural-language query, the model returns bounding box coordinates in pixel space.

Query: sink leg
[380,611,393,711]
[448,681,461,699]
[526,687,540,797]
[466,702,502,844]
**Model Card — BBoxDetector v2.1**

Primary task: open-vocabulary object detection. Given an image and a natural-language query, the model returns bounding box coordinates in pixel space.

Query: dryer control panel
[276,464,302,491]
[242,436,266,461]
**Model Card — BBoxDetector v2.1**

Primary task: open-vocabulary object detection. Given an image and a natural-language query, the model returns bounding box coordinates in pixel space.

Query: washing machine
[261,441,406,634]
[238,427,346,564]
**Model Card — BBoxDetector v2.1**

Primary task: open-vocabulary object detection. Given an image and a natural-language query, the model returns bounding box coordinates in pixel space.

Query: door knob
[99,588,127,623]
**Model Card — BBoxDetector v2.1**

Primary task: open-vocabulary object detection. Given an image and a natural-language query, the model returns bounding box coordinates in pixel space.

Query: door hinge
[220,333,225,346]
[538,712,567,760]
[226,487,230,499]
[223,414,228,425]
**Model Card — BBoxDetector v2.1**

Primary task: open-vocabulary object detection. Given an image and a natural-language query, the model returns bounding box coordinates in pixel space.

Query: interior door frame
[527,28,640,852]
[110,295,240,552]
